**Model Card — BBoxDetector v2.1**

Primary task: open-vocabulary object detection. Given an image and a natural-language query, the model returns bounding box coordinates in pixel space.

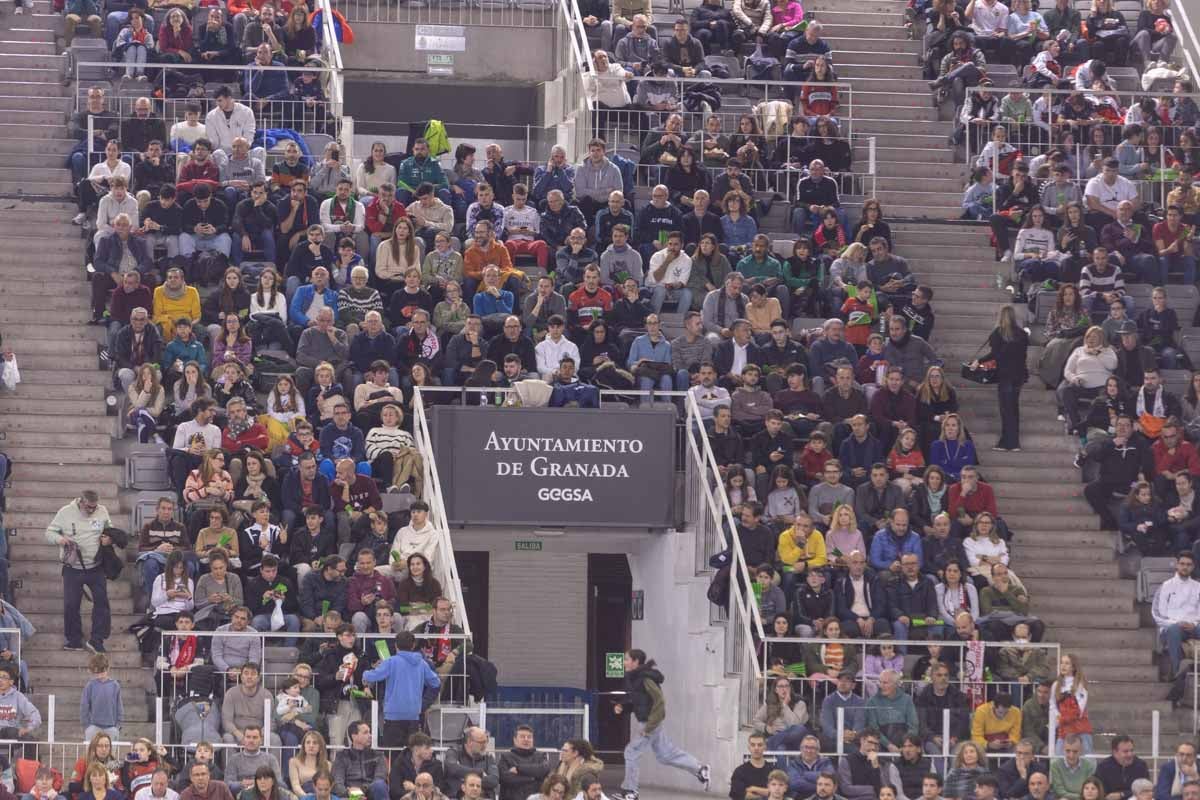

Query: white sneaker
[14,7,24,14]
[698,764,711,791]
[1001,248,1013,261]
[1056,413,1065,422]
[72,212,86,225]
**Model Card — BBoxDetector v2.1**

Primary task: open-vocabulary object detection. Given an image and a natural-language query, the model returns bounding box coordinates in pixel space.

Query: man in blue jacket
[869,508,924,581]
[363,629,440,749]
[787,734,834,797]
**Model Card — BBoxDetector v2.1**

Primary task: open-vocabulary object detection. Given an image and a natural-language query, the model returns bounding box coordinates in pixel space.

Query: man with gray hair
[863,669,919,753]
[46,491,115,652]
[701,272,748,341]
[113,305,163,392]
[532,145,576,205]
[808,318,859,393]
[295,306,348,392]
[792,158,846,236]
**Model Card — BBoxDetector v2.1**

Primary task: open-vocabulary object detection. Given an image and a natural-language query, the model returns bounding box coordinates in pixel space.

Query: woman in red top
[800,56,840,120]
[157,8,193,64]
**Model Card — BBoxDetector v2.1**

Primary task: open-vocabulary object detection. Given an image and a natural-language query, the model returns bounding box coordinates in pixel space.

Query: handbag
[960,342,998,384]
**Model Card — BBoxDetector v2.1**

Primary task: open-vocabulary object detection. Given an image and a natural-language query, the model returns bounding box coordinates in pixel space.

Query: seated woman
[142,550,195,656]
[212,314,255,381]
[353,361,405,433]
[204,267,252,345]
[803,617,860,688]
[916,366,959,454]
[720,191,758,257]
[193,548,244,627]
[282,6,316,64]
[128,363,166,444]
[212,361,259,415]
[305,361,348,429]
[1037,283,1091,390]
[113,8,155,79]
[193,507,241,570]
[935,561,979,626]
[752,675,810,753]
[183,450,234,536]
[1119,480,1168,554]
[665,147,711,209]
[81,761,127,800]
[374,219,425,303]
[70,734,121,799]
[395,552,442,621]
[929,413,977,482]
[811,206,847,259]
[263,375,306,449]
[232,450,281,524]
[1012,207,1062,300]
[248,267,293,356]
[909,465,950,537]
[860,636,904,697]
[365,404,423,493]
[963,511,1009,591]
[237,765,296,800]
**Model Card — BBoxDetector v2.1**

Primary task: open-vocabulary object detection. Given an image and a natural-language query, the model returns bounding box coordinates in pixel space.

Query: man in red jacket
[220,396,270,457]
[948,465,1000,538]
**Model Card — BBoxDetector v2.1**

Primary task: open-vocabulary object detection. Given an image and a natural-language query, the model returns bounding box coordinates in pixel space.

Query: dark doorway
[587,554,632,757]
[455,551,490,658]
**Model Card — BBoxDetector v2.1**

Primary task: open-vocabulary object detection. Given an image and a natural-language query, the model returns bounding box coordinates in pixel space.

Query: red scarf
[172,635,197,669]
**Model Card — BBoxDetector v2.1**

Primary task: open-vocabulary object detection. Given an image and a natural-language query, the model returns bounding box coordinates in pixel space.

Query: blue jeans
[891,619,946,652]
[650,285,693,313]
[179,232,232,257]
[637,374,674,392]
[962,203,991,220]
[791,206,848,236]
[1129,253,1163,284]
[1161,254,1197,284]
[1158,346,1183,369]
[251,612,300,647]
[121,44,148,77]
[673,369,692,391]
[766,725,809,753]
[104,10,155,46]
[231,229,277,265]
[622,726,702,794]
[1162,622,1199,674]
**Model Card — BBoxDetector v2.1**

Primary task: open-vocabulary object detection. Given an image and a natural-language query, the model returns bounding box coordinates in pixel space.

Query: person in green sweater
[1050,735,1095,800]
[396,139,450,205]
[863,670,919,753]
[736,234,788,309]
[613,650,710,800]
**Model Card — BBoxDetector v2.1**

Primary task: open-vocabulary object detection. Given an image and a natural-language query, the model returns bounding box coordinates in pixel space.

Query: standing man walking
[45,490,114,653]
[613,649,711,800]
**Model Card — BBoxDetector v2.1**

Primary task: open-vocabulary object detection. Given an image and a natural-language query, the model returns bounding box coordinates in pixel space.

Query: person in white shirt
[1153,551,1200,678]
[133,769,179,800]
[204,86,263,167]
[646,230,693,314]
[966,0,1010,59]
[94,176,140,246]
[74,139,133,224]
[169,102,207,148]
[319,178,368,256]
[390,500,440,572]
[172,398,223,451]
[688,362,731,421]
[535,314,582,379]
[1084,158,1141,232]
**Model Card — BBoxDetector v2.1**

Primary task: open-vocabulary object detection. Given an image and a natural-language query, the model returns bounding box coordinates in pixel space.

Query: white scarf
[1137,385,1166,419]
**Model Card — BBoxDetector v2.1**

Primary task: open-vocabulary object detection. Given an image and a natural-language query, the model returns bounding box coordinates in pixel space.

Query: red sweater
[365,198,407,234]
[177,159,220,194]
[799,445,833,482]
[1152,438,1200,478]
[947,481,998,519]
[221,422,269,453]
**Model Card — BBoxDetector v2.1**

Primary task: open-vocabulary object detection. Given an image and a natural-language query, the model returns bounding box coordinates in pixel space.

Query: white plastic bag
[270,598,285,631]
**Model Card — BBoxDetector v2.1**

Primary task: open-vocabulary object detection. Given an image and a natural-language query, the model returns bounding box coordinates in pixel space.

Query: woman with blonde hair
[929,413,977,481]
[83,762,125,800]
[916,365,959,451]
[1052,653,1093,754]
[1059,325,1117,435]
[974,304,1030,452]
[70,732,120,797]
[288,729,330,795]
[265,374,306,447]
[963,511,1008,590]
[829,241,868,305]
[823,503,864,568]
[943,741,988,798]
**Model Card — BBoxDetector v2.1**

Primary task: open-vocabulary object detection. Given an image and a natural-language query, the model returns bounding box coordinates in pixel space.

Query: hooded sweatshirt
[363,649,440,722]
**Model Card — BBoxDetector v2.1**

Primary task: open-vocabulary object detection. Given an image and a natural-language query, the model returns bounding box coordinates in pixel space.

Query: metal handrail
[412,386,473,639]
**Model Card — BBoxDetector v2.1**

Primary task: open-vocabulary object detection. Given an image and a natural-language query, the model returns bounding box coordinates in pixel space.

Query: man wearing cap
[1115,322,1158,389]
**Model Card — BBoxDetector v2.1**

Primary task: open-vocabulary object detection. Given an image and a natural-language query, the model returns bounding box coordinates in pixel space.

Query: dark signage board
[432,406,676,527]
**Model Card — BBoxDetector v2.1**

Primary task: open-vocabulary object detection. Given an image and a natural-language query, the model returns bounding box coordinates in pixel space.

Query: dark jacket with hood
[623,661,667,733]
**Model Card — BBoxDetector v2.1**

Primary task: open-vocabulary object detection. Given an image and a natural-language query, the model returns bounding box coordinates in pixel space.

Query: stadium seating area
[9,0,1200,795]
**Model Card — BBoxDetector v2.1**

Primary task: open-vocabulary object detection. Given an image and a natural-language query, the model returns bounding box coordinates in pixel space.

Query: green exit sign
[605,652,625,678]
[514,540,542,552]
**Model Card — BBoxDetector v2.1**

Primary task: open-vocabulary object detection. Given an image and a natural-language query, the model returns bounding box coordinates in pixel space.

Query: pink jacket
[771,1,804,27]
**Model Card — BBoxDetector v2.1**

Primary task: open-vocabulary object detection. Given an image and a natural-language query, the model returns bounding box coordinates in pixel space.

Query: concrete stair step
[30,689,152,722]
[23,614,142,635]
[0,446,113,466]
[0,52,65,70]
[836,48,922,67]
[836,62,925,80]
[5,338,105,356]
[932,287,1011,302]
[0,179,72,196]
[1024,576,1137,598]
[0,138,74,157]
[1012,544,1115,563]
[0,165,72,182]
[1010,530,1117,548]
[1029,594,1135,613]
[855,103,938,121]
[821,23,911,39]
[0,39,60,55]
[0,413,113,432]
[875,162,966,180]
[16,591,135,616]
[856,146,954,165]
[14,368,110,386]
[1012,560,1118,579]
[8,462,122,483]
[0,94,71,113]
[874,204,963,220]
[7,493,117,513]
[809,0,909,12]
[0,397,110,416]
[3,295,98,312]
[3,428,110,447]
[3,27,59,43]
[1048,627,1157,648]
[962,465,1077,482]
[1037,609,1141,629]
[0,78,68,97]
[814,9,905,24]
[1056,646,1154,666]
[875,189,972,207]
[22,640,143,669]
[9,479,119,500]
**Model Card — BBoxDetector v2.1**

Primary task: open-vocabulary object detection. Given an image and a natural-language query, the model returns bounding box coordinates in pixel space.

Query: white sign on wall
[415,24,466,51]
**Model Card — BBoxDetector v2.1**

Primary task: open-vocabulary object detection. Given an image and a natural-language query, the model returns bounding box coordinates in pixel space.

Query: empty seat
[125,444,172,491]
[1138,557,1179,602]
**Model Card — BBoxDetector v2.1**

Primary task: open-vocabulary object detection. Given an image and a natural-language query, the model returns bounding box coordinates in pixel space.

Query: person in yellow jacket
[971,693,1022,753]
[152,266,202,338]
[776,511,827,599]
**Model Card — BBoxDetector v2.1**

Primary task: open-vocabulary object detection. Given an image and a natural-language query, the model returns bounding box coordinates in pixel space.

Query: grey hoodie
[574,157,624,203]
[0,685,40,733]
[224,748,280,787]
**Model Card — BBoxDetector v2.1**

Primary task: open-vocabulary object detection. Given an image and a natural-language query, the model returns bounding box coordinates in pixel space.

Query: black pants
[380,719,421,749]
[91,271,116,316]
[692,21,733,53]
[1084,479,1126,528]
[997,379,1022,449]
[63,564,111,646]
[988,212,1022,253]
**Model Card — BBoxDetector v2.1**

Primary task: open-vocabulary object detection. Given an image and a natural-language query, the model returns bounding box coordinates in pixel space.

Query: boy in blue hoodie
[363,630,440,749]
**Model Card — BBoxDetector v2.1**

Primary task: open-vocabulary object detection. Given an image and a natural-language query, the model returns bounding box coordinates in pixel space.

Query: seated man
[94,174,139,246]
[834,550,889,638]
[792,160,846,235]
[295,307,349,393]
[1133,368,1182,441]
[645,230,693,314]
[331,722,389,800]
[971,692,1022,755]
[713,318,763,390]
[859,468,906,544]
[1084,415,1152,530]
[627,313,674,392]
[503,183,550,270]
[180,184,232,260]
[232,180,279,266]
[839,414,883,489]
[444,315,487,386]
[133,139,174,209]
[535,315,581,381]
[397,138,451,205]
[948,465,1001,538]
[276,180,321,272]
[1154,551,1200,681]
[93,212,153,324]
[220,136,266,213]
[1101,200,1160,285]
[1080,246,1133,316]
[245,554,301,636]
[867,238,918,313]
[888,551,943,643]
[141,183,183,260]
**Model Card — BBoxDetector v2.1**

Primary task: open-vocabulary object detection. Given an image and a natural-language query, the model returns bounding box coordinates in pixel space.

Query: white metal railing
[961,85,1200,212]
[1169,4,1200,90]
[552,0,594,160]
[682,391,765,726]
[316,0,346,125]
[329,0,559,27]
[412,386,472,639]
